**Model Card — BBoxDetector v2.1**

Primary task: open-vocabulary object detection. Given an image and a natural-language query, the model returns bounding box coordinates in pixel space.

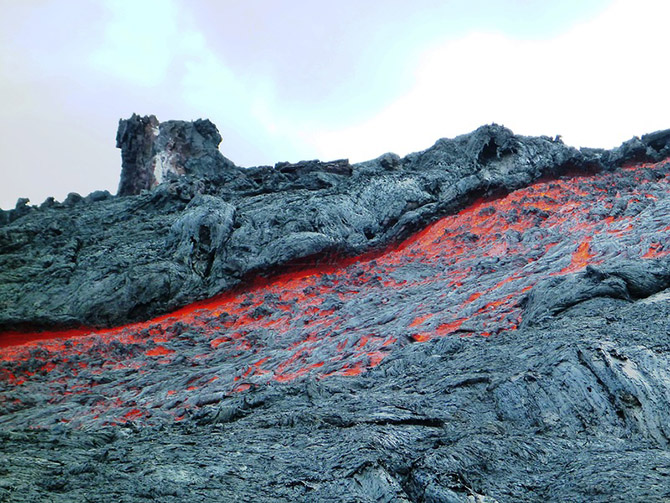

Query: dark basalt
[2,117,669,330]
[3,289,670,502]
[520,259,670,328]
[3,119,670,503]
[116,114,239,196]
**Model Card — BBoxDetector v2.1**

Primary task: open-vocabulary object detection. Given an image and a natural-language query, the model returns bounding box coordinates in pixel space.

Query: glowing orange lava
[2,158,670,427]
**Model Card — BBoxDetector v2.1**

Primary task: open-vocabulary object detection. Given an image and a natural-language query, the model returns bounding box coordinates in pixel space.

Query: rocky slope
[1,117,670,502]
[2,115,668,330]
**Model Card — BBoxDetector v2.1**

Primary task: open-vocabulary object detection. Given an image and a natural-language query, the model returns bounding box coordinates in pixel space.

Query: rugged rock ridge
[2,117,669,330]
[116,114,238,196]
[3,120,670,502]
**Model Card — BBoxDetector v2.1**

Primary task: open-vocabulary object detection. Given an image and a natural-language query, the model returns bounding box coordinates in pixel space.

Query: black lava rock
[3,119,670,502]
[3,118,669,330]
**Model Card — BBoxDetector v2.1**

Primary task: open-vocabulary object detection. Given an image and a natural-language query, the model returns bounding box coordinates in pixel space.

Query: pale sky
[1,0,669,209]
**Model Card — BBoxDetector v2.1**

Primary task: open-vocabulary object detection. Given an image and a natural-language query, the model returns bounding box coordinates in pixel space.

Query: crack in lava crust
[2,160,670,428]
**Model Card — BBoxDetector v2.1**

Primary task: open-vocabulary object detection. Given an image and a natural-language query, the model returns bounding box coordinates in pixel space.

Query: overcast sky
[1,0,669,209]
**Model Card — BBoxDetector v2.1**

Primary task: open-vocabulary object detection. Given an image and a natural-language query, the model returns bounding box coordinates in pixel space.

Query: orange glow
[412,333,432,342]
[145,346,174,357]
[1,158,669,427]
[408,313,433,328]
[436,319,464,335]
[642,242,670,259]
[559,240,594,274]
[124,409,144,420]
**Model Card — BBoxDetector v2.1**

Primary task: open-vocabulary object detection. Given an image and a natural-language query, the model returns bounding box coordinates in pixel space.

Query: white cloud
[3,0,668,209]
[175,28,317,165]
[91,0,180,86]
[180,33,249,117]
[309,0,670,162]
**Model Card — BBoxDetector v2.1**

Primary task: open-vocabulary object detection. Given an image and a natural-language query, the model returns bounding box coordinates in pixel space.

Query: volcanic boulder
[116,114,238,196]
[168,194,236,279]
[521,259,670,328]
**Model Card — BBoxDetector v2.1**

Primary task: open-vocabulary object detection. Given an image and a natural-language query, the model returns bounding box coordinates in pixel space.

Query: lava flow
[1,159,670,428]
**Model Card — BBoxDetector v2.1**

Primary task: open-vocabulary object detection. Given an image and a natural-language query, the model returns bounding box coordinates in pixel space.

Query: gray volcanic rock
[116,114,239,195]
[1,117,670,330]
[520,259,670,328]
[3,119,670,502]
[3,286,670,502]
[116,114,158,196]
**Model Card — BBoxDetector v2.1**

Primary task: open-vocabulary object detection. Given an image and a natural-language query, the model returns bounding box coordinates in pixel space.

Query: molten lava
[2,159,670,428]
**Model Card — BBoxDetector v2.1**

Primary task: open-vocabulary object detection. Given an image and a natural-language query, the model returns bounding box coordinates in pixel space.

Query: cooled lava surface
[4,120,670,502]
[2,158,669,430]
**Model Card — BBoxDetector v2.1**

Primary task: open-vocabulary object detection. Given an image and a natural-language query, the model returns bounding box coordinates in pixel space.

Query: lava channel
[1,159,670,428]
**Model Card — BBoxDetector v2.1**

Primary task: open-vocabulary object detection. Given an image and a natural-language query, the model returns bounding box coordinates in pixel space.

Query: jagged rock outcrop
[3,118,670,502]
[116,114,159,195]
[520,259,670,328]
[2,118,669,330]
[116,114,239,196]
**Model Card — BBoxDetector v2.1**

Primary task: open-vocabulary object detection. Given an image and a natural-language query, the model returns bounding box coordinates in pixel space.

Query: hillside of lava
[2,120,670,502]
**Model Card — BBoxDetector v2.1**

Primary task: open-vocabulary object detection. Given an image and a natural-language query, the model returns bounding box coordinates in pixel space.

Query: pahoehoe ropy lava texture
[1,116,670,502]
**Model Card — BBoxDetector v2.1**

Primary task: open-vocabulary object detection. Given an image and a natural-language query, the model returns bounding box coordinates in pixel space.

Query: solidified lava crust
[2,158,670,429]
[4,121,670,502]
